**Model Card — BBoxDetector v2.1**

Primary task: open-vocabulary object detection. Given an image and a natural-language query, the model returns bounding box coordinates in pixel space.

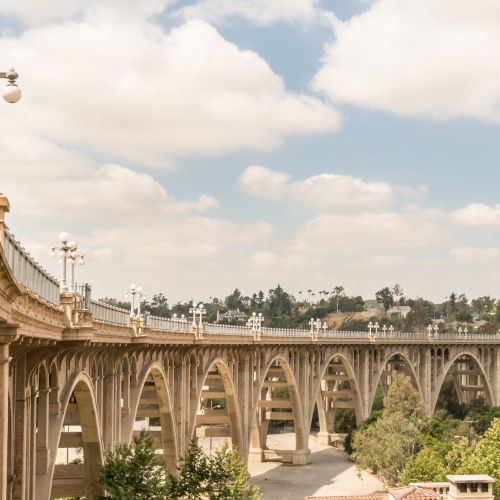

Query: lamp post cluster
[427,324,440,338]
[368,321,395,340]
[126,284,145,318]
[190,302,206,338]
[247,312,264,340]
[1,67,21,103]
[309,318,327,340]
[49,232,85,292]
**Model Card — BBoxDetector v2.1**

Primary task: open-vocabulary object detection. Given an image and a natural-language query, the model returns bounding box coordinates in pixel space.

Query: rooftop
[447,475,495,484]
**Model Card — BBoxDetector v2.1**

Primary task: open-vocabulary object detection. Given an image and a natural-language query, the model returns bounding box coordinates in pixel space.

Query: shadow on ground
[248,433,383,500]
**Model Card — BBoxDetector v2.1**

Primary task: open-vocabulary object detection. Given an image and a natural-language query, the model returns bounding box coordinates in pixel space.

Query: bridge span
[0,194,499,499]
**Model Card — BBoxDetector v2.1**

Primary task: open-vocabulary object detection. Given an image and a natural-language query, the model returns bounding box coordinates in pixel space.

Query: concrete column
[493,347,500,406]
[0,343,10,500]
[12,361,28,500]
[102,371,115,452]
[0,193,10,248]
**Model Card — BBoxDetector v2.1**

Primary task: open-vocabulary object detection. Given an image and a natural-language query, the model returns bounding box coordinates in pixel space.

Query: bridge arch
[46,371,104,500]
[432,351,494,414]
[249,354,308,464]
[312,353,363,445]
[126,362,178,471]
[369,350,424,414]
[192,358,244,456]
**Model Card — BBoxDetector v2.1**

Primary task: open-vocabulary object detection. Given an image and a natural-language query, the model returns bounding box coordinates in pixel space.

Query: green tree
[332,285,345,313]
[166,439,259,500]
[352,373,424,485]
[144,293,169,317]
[459,418,500,499]
[266,284,294,321]
[99,430,168,500]
[376,287,394,312]
[225,289,243,310]
[471,296,496,318]
[401,446,448,484]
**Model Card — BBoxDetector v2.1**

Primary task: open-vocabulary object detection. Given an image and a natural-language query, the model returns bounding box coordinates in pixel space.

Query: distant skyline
[1,0,499,303]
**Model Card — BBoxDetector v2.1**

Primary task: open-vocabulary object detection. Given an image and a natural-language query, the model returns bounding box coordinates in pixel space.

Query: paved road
[248,434,383,500]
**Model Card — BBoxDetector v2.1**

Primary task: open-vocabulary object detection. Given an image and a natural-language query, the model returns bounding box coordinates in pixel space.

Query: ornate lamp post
[189,302,206,338]
[67,248,85,293]
[247,312,264,340]
[126,284,145,318]
[309,318,321,340]
[49,232,79,292]
[1,67,21,103]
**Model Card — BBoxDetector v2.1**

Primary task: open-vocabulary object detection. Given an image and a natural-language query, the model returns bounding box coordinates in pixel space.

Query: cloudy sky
[1,0,500,303]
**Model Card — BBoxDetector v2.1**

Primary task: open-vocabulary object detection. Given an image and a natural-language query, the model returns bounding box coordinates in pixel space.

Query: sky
[1,0,500,304]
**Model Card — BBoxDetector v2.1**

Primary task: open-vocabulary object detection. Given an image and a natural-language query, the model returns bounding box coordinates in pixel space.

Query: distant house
[216,309,248,322]
[305,474,495,500]
[363,300,384,312]
[388,305,412,318]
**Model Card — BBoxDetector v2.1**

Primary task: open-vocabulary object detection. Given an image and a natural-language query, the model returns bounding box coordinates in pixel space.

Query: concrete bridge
[0,194,499,499]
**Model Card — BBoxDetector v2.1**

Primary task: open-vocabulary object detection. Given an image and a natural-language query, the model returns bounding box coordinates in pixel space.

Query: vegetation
[99,283,500,333]
[99,430,168,500]
[351,373,424,485]
[98,432,259,500]
[165,440,259,500]
[346,372,500,497]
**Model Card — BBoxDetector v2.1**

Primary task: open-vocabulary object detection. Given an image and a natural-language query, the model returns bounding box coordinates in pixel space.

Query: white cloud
[0,133,216,222]
[292,211,443,255]
[239,166,396,212]
[450,203,500,228]
[0,0,173,26]
[174,0,320,25]
[313,0,500,122]
[291,173,393,212]
[450,247,500,262]
[0,18,339,168]
[238,165,291,200]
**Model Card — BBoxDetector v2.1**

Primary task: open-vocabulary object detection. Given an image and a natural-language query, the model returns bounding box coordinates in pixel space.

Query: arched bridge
[0,194,499,499]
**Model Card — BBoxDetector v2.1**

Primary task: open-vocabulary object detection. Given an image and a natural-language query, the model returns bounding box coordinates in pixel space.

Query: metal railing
[203,323,251,336]
[2,229,60,304]
[90,300,130,325]
[144,314,192,333]
[75,282,91,310]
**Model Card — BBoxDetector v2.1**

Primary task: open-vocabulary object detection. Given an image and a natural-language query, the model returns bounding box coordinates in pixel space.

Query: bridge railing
[145,314,192,333]
[2,229,60,305]
[203,323,251,336]
[90,300,130,325]
[261,327,310,338]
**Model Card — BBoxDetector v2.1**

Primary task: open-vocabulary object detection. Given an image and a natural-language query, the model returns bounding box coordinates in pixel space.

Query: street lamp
[49,232,79,292]
[247,312,264,331]
[67,248,84,293]
[1,68,21,103]
[189,302,206,328]
[127,284,145,318]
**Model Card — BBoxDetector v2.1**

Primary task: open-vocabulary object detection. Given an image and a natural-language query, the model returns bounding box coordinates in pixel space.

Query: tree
[225,289,243,310]
[143,293,169,317]
[332,285,345,313]
[392,284,405,305]
[99,430,168,500]
[266,284,294,319]
[401,446,447,484]
[471,296,496,318]
[165,440,259,500]
[376,287,394,312]
[459,418,500,499]
[352,373,424,485]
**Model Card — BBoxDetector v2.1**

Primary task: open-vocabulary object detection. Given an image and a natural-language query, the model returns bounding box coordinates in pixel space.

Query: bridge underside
[0,334,496,500]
